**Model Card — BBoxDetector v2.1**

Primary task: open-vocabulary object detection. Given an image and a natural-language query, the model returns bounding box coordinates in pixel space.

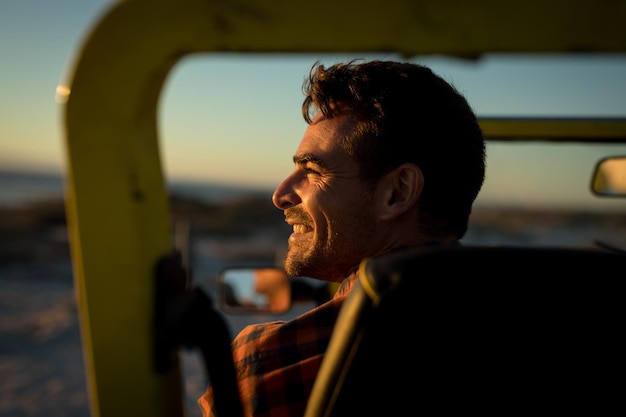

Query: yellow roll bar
[60,1,626,416]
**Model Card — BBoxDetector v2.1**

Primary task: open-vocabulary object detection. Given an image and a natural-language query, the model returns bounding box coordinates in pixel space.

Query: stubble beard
[283,237,345,282]
[283,188,377,282]
[283,239,320,278]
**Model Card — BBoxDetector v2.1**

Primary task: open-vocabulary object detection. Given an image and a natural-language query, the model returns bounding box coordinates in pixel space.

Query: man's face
[272,113,380,282]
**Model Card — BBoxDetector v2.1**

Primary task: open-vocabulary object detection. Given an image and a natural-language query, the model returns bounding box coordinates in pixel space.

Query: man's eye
[304,167,321,176]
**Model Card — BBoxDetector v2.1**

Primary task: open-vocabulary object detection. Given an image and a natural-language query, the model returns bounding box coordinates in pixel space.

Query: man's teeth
[293,224,311,234]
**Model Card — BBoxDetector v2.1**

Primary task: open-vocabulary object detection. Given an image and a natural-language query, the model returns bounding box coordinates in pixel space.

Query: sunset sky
[2,0,626,210]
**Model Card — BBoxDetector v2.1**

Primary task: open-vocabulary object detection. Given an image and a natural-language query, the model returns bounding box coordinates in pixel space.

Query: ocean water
[0,169,272,207]
[0,170,66,207]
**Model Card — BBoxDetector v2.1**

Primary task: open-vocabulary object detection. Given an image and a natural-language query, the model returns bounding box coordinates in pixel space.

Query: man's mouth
[292,224,313,234]
[285,209,313,234]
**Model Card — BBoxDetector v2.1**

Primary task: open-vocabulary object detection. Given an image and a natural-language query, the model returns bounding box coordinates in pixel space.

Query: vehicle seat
[304,245,625,417]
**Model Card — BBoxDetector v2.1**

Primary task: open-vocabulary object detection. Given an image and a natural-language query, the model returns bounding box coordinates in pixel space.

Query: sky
[2,0,626,210]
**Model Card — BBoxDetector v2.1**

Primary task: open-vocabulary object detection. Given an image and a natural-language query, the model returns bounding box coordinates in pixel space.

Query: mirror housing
[591,156,626,197]
[217,267,333,314]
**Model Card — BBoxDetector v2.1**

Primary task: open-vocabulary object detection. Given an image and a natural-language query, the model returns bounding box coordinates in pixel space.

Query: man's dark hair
[302,59,486,238]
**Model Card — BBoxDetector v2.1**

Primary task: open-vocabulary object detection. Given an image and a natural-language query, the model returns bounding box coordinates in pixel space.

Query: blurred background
[2,1,626,417]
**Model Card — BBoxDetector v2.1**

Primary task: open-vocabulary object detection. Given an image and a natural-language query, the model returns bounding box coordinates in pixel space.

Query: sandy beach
[0,259,87,417]
[0,256,226,417]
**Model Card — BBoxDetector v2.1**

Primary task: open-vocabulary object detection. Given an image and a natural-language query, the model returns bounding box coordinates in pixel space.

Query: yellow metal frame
[61,1,626,416]
[480,118,626,142]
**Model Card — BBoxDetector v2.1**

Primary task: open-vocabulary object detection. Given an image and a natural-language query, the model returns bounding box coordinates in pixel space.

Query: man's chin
[284,250,315,278]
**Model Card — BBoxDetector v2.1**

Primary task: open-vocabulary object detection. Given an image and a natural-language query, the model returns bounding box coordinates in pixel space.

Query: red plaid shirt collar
[198,270,358,417]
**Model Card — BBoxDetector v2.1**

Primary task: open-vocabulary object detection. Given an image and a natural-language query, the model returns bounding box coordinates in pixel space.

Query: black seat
[304,245,625,417]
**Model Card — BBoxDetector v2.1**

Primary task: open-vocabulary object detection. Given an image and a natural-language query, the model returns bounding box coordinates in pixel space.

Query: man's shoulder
[233,321,284,345]
[233,299,345,350]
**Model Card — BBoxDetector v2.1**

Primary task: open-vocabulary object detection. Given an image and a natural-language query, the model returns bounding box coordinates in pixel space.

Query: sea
[0,168,273,208]
[0,169,67,207]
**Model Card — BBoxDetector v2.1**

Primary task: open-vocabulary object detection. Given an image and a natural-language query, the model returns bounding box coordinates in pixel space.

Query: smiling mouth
[292,224,313,234]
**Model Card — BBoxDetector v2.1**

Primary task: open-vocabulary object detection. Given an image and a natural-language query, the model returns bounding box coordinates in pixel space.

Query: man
[199,59,486,417]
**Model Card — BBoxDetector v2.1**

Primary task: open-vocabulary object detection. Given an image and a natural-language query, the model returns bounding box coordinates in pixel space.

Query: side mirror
[591,156,626,197]
[217,267,333,314]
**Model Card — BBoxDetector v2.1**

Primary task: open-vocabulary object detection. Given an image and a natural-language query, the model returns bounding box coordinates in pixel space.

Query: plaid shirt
[198,270,357,417]
[198,241,458,417]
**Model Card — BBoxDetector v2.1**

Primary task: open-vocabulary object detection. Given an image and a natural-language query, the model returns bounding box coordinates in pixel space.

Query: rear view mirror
[218,267,292,314]
[591,156,626,197]
[217,267,335,314]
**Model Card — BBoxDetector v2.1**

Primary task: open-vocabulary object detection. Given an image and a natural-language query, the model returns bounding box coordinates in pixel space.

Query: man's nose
[272,174,300,210]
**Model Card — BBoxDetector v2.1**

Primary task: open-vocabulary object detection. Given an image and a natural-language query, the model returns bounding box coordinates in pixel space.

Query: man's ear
[378,163,424,221]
